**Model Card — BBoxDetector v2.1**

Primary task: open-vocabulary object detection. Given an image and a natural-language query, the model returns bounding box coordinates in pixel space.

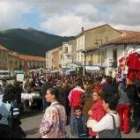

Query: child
[71,106,88,138]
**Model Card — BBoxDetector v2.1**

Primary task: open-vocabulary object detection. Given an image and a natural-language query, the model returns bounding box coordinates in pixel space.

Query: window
[113,49,117,61]
[105,37,109,43]
[101,50,106,64]
[112,49,117,68]
[98,51,100,63]
[61,54,63,59]
[89,60,92,65]
[64,47,68,53]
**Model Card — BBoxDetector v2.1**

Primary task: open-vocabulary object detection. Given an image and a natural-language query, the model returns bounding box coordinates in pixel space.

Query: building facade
[0,44,45,71]
[51,47,61,70]
[0,45,9,70]
[100,32,140,77]
[80,24,122,66]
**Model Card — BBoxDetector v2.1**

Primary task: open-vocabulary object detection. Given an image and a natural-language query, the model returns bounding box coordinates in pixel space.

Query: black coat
[40,82,52,98]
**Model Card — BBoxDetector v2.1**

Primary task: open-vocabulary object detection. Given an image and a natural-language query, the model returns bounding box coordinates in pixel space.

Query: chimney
[81,27,84,32]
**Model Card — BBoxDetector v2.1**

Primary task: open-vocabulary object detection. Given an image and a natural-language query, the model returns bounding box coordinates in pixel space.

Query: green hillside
[0,28,75,56]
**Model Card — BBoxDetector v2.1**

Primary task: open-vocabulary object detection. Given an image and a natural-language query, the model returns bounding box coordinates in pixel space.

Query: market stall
[21,92,42,111]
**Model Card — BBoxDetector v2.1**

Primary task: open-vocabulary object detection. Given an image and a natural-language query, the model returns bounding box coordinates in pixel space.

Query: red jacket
[127,52,140,70]
[89,99,105,136]
[92,85,102,91]
[68,87,84,108]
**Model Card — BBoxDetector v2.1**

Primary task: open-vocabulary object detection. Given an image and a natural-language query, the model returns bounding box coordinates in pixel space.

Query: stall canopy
[85,66,101,72]
[66,62,82,68]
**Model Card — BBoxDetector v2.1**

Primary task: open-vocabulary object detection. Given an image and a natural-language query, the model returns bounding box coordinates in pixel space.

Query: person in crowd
[62,79,72,125]
[71,106,88,138]
[68,80,85,128]
[92,77,102,90]
[40,78,53,111]
[39,88,67,138]
[83,80,94,116]
[13,80,23,105]
[132,80,140,133]
[102,76,119,97]
[55,80,67,107]
[30,78,36,89]
[23,76,31,93]
[0,79,7,95]
[87,94,121,138]
[0,84,26,138]
[88,88,105,138]
[117,87,130,134]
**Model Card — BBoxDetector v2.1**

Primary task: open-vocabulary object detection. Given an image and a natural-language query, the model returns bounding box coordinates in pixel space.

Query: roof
[8,52,45,61]
[77,24,122,37]
[101,31,140,47]
[117,30,140,36]
[84,24,119,33]
[0,45,9,51]
[17,54,45,61]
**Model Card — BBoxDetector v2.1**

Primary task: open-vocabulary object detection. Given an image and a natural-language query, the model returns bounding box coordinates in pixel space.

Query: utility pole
[82,50,86,76]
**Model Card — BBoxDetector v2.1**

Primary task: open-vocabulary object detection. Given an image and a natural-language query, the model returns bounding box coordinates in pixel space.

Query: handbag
[98,114,122,138]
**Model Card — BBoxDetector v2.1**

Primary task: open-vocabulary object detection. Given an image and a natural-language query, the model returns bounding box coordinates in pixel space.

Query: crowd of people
[0,70,140,138]
[0,72,45,138]
[39,73,140,138]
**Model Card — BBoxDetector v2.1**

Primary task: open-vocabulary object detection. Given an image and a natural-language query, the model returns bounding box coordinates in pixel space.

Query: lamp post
[81,50,86,76]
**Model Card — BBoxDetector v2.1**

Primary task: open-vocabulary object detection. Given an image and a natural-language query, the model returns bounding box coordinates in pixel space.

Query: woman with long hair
[0,84,25,138]
[39,87,67,138]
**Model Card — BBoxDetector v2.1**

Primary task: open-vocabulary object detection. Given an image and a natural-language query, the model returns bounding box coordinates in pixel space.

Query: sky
[0,0,140,36]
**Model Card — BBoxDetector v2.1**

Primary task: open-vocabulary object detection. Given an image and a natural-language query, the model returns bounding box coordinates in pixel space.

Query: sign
[16,74,24,82]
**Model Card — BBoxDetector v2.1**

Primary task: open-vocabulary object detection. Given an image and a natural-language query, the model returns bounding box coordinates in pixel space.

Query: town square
[0,0,140,138]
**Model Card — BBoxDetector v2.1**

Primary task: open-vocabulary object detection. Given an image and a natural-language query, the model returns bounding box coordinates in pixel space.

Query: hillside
[0,28,75,56]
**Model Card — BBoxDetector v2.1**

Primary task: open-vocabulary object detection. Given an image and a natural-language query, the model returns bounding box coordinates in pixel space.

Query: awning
[65,69,75,75]
[51,70,59,73]
[66,62,82,68]
[85,66,101,71]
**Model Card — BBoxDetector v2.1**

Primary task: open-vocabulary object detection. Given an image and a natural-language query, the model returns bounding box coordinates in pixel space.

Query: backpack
[8,100,20,128]
[98,114,122,138]
[8,100,22,138]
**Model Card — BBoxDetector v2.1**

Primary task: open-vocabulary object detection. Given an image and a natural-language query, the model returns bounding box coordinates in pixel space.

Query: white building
[100,32,140,77]
[46,50,53,70]
[76,29,85,65]
[61,42,73,69]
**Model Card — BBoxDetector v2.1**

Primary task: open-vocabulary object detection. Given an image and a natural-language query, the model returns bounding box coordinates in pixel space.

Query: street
[21,111,140,138]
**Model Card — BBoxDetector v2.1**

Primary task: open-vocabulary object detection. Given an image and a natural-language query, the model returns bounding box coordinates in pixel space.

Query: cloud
[0,0,140,35]
[40,14,88,36]
[37,0,140,35]
[0,0,34,30]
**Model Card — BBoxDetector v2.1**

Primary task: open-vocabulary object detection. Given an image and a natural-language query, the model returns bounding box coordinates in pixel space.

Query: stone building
[0,44,45,71]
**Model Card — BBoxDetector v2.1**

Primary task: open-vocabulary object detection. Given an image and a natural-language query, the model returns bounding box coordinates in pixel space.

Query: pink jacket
[39,102,67,138]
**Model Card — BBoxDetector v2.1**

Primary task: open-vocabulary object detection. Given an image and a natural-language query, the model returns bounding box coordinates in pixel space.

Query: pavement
[21,111,140,138]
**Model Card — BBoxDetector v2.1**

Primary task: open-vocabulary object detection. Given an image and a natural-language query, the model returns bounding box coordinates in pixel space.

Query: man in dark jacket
[102,76,119,98]
[40,78,52,111]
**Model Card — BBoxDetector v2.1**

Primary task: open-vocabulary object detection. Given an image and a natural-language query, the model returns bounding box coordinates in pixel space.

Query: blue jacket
[71,114,87,136]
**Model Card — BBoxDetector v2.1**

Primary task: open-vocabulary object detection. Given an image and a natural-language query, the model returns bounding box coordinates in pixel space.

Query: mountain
[0,28,75,56]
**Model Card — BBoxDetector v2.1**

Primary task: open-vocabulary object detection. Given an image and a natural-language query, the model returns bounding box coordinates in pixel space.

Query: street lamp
[81,50,86,76]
